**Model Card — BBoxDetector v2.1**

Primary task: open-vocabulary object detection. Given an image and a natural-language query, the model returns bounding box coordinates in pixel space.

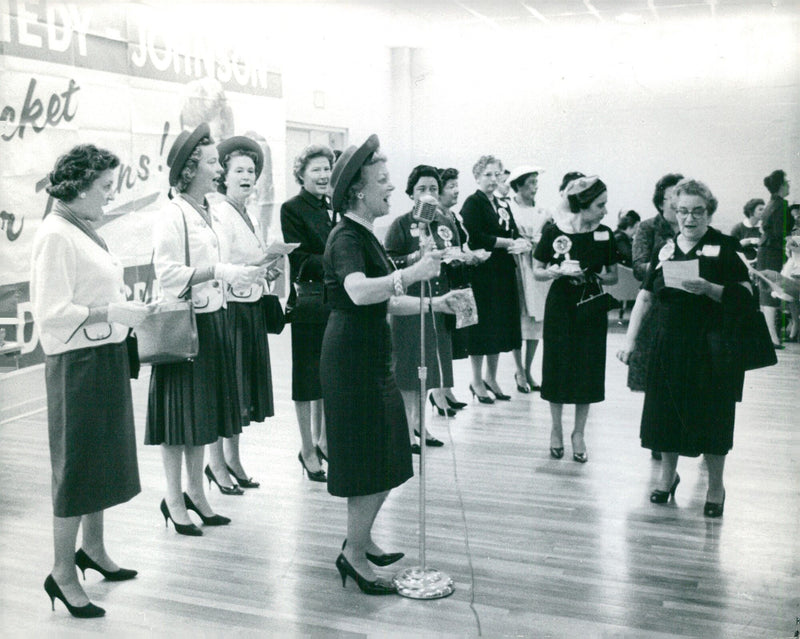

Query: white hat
[508,165,545,186]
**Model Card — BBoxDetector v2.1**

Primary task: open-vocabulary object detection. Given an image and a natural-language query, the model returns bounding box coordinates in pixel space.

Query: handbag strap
[144,207,191,302]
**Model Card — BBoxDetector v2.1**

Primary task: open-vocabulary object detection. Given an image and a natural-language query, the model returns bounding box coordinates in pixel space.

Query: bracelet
[392,269,405,296]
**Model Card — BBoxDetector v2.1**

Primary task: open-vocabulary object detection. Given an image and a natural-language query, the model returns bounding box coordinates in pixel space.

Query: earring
[79,192,87,199]
[356,192,364,199]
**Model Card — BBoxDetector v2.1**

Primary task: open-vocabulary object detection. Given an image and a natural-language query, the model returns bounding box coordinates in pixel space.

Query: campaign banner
[0,0,285,367]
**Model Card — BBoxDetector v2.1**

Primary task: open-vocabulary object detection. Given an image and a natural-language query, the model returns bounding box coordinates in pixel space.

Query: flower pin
[553,235,573,261]
[657,239,675,268]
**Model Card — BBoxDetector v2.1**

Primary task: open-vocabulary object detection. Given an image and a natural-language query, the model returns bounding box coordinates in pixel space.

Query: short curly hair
[743,198,765,219]
[293,144,334,185]
[218,149,259,195]
[439,167,458,188]
[340,150,387,212]
[673,178,718,215]
[175,136,214,193]
[652,173,684,213]
[405,164,441,197]
[46,145,120,202]
[472,155,501,180]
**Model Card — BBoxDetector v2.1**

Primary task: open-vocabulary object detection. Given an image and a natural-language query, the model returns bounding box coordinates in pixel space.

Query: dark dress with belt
[640,228,749,455]
[384,210,456,390]
[534,223,617,404]
[280,190,336,401]
[460,190,521,355]
[756,194,793,307]
[320,217,413,497]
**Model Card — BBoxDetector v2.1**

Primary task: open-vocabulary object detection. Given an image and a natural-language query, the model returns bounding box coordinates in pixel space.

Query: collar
[344,212,374,234]
[179,193,212,226]
[299,188,330,211]
[51,200,108,252]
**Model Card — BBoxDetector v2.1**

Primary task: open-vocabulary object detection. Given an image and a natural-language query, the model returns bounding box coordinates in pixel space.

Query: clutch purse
[135,211,199,365]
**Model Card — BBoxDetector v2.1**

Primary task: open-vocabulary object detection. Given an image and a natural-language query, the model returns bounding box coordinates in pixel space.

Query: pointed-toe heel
[428,395,456,417]
[160,498,202,536]
[703,490,725,518]
[298,452,327,482]
[225,463,260,489]
[445,396,467,410]
[483,379,511,400]
[335,553,397,595]
[514,373,531,393]
[571,432,588,463]
[549,447,564,459]
[75,549,137,582]
[44,574,105,618]
[469,384,494,404]
[341,538,405,566]
[650,473,680,504]
[204,465,245,495]
[183,492,231,526]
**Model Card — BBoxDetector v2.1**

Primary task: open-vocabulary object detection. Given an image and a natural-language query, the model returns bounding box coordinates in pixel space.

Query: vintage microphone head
[412,194,439,224]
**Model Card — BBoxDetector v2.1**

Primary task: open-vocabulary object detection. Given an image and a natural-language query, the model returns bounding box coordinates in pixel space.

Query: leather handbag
[738,309,778,371]
[285,259,328,324]
[262,293,286,334]
[135,212,199,365]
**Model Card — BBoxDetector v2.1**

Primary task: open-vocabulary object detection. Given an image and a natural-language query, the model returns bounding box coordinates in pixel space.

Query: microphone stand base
[393,566,455,600]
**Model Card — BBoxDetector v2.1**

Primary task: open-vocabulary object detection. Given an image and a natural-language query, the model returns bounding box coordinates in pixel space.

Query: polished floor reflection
[0,328,797,637]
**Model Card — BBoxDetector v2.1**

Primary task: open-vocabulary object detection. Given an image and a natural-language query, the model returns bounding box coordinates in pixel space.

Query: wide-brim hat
[330,134,380,212]
[508,164,545,187]
[217,135,264,179]
[167,123,210,187]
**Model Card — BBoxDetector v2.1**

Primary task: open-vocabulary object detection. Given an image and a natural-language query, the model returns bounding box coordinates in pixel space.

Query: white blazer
[211,198,267,303]
[30,214,128,354]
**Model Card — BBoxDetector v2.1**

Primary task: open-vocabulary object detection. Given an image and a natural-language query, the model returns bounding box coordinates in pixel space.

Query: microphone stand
[394,220,455,600]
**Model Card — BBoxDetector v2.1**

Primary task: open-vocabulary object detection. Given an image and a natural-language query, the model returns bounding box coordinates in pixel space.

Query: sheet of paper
[662,259,699,291]
[265,241,300,256]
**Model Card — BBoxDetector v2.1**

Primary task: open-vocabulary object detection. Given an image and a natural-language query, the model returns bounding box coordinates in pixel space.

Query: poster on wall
[0,0,285,367]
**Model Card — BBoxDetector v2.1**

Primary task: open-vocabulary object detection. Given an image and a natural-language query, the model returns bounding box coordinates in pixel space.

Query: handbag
[262,293,286,334]
[285,259,329,324]
[135,212,199,365]
[737,309,778,371]
[574,273,609,321]
[125,330,140,379]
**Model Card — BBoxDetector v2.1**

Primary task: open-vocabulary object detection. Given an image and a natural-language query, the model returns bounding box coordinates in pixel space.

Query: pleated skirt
[227,299,274,425]
[146,309,242,446]
[45,342,140,517]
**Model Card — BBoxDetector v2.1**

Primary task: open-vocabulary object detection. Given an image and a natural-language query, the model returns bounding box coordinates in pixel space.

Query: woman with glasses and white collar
[617,179,752,518]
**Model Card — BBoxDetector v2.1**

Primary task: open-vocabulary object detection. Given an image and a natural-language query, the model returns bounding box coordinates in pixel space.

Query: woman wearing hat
[384,164,461,450]
[146,124,266,534]
[507,165,551,393]
[280,144,337,482]
[321,135,461,594]
[32,145,146,618]
[460,155,530,404]
[209,135,281,490]
[756,169,793,347]
[533,176,618,462]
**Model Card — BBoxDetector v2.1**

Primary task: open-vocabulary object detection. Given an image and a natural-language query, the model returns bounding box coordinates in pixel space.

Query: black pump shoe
[160,499,202,536]
[335,554,397,595]
[75,549,137,582]
[225,463,260,489]
[703,490,725,518]
[414,429,444,447]
[298,452,327,482]
[428,395,456,417]
[469,384,494,404]
[514,372,531,393]
[204,465,245,495]
[183,492,231,526]
[549,447,564,459]
[650,473,680,504]
[342,539,405,566]
[445,396,467,410]
[483,379,511,401]
[44,574,105,618]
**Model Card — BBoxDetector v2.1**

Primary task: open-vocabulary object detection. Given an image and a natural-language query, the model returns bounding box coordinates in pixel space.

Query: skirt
[45,342,140,517]
[391,311,454,391]
[291,321,326,401]
[227,299,274,425]
[146,309,242,446]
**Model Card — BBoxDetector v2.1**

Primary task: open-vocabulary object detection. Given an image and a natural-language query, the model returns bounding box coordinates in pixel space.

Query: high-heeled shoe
[414,429,444,447]
[74,549,137,582]
[160,499,202,536]
[315,444,328,463]
[571,432,588,463]
[298,452,327,482]
[335,553,397,595]
[204,465,245,495]
[342,539,404,567]
[549,446,564,459]
[650,473,680,504]
[469,383,494,404]
[183,492,231,526]
[428,395,456,417]
[514,372,531,394]
[445,396,467,410]
[44,574,105,618]
[225,463,260,489]
[526,373,541,391]
[703,490,725,518]
[483,379,511,401]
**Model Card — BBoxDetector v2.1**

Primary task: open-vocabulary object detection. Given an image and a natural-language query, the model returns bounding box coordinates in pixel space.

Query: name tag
[701,244,720,257]
[593,230,609,241]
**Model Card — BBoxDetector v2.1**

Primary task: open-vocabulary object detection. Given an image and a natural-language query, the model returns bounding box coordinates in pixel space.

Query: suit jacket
[460,190,519,252]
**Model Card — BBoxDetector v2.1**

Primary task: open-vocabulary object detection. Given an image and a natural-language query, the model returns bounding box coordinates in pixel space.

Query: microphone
[412,194,439,224]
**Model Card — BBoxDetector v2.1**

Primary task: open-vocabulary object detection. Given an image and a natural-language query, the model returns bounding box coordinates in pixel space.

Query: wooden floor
[0,324,798,638]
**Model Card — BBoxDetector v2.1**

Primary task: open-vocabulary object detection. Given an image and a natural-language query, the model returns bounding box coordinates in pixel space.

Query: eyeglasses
[675,207,707,219]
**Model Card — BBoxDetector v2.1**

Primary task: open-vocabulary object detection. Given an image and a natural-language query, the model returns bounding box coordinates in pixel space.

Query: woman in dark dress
[385,165,460,449]
[756,169,793,347]
[281,144,337,481]
[618,179,752,517]
[321,135,460,595]
[730,198,765,262]
[533,176,618,463]
[460,155,530,403]
[31,145,145,617]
